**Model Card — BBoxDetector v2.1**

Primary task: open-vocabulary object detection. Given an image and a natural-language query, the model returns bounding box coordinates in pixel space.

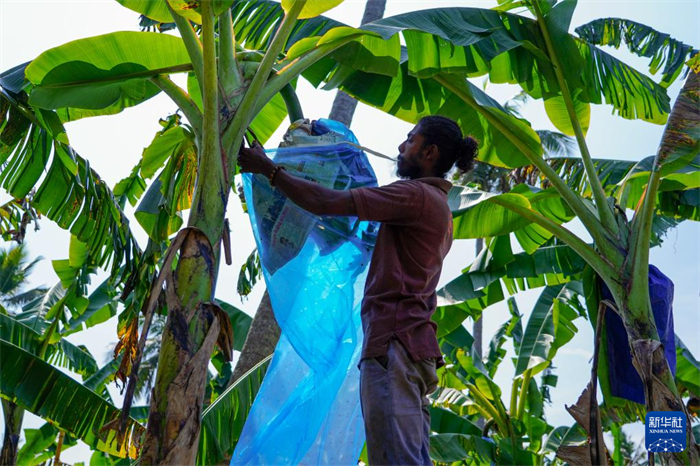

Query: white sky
[1,0,699,462]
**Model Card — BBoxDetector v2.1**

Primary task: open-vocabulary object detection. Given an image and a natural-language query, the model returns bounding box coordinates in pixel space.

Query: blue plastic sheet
[603,264,676,404]
[232,120,378,465]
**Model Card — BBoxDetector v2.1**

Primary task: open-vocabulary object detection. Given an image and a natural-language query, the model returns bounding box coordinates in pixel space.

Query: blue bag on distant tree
[602,265,676,404]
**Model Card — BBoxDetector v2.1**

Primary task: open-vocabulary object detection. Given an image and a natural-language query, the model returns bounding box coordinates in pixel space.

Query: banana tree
[432,291,588,465]
[2,0,410,461]
[310,2,698,462]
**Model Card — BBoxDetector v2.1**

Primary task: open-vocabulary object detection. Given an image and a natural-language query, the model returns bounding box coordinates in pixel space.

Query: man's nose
[398,142,405,153]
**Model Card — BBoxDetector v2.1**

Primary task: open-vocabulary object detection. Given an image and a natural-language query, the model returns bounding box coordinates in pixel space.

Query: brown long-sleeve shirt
[349,177,453,368]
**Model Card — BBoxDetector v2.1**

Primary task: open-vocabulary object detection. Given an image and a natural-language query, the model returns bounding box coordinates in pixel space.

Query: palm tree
[0,244,46,466]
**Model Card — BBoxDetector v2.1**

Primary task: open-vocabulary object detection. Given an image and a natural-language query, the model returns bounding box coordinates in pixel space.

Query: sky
[1,0,699,463]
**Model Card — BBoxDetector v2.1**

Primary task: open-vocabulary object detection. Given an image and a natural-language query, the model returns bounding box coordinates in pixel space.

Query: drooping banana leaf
[575,17,697,87]
[435,243,586,337]
[0,340,144,459]
[0,92,141,286]
[361,6,670,123]
[196,354,271,465]
[514,283,586,377]
[0,312,97,377]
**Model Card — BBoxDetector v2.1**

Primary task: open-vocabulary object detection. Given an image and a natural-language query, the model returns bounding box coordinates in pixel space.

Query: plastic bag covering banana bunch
[232,119,378,465]
[252,119,378,275]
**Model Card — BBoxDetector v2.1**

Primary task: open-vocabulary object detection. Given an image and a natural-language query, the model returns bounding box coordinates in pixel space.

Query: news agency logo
[645,411,686,453]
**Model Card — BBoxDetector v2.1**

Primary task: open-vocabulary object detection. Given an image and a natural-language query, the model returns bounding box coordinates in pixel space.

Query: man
[238,115,478,465]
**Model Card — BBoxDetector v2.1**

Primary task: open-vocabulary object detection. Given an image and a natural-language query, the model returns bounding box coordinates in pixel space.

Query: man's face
[396,126,426,179]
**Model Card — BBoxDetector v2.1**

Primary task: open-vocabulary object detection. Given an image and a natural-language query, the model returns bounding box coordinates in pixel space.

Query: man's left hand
[238,141,276,176]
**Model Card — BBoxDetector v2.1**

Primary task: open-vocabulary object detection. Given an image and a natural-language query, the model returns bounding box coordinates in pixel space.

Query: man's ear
[423,143,439,162]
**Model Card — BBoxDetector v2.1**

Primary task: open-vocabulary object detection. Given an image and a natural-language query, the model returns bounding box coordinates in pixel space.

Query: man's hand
[238,141,276,176]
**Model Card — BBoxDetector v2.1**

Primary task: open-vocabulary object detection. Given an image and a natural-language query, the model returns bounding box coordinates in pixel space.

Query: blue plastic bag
[603,264,676,404]
[232,120,378,465]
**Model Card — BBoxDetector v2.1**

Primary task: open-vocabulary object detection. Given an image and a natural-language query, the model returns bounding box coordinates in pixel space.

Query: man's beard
[396,157,421,180]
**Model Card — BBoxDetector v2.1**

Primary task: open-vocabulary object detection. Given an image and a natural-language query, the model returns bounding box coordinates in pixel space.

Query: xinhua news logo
[645,411,686,453]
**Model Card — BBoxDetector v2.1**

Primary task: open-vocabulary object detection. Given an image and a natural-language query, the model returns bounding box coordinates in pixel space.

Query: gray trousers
[359,337,439,466]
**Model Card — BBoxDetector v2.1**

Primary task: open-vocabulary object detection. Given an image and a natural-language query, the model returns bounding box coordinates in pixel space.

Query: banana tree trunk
[140,3,227,463]
[615,70,700,465]
[0,400,23,466]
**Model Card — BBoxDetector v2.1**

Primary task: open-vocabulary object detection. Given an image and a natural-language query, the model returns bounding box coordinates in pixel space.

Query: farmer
[238,115,477,465]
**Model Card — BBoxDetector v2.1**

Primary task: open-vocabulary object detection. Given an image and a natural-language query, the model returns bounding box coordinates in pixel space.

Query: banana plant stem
[510,377,519,416]
[221,0,307,164]
[531,1,619,237]
[224,35,356,180]
[167,3,205,95]
[219,8,243,98]
[516,369,532,421]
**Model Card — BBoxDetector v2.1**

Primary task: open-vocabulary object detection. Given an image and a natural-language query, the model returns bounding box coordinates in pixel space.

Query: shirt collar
[414,177,452,194]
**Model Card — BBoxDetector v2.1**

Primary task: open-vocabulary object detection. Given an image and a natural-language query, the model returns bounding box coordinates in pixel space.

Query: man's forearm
[272,169,355,216]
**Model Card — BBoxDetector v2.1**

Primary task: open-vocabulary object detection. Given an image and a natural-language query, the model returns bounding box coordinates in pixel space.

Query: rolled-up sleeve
[349,181,425,226]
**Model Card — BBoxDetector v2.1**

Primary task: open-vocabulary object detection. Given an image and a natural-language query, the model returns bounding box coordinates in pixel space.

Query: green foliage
[0,340,144,458]
[575,17,697,87]
[197,355,271,465]
[514,283,585,377]
[25,32,191,117]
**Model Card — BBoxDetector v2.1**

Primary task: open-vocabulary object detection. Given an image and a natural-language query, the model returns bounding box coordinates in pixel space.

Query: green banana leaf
[514,283,585,377]
[336,64,540,168]
[281,0,343,19]
[64,276,118,334]
[528,153,700,222]
[360,6,670,123]
[0,312,97,377]
[0,93,141,286]
[196,354,271,465]
[116,0,236,24]
[16,423,78,466]
[232,0,345,52]
[448,184,575,246]
[25,32,191,114]
[429,433,496,464]
[543,423,588,454]
[675,336,700,396]
[435,243,585,337]
[114,116,195,240]
[0,340,144,459]
[575,17,697,87]
[430,406,482,437]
